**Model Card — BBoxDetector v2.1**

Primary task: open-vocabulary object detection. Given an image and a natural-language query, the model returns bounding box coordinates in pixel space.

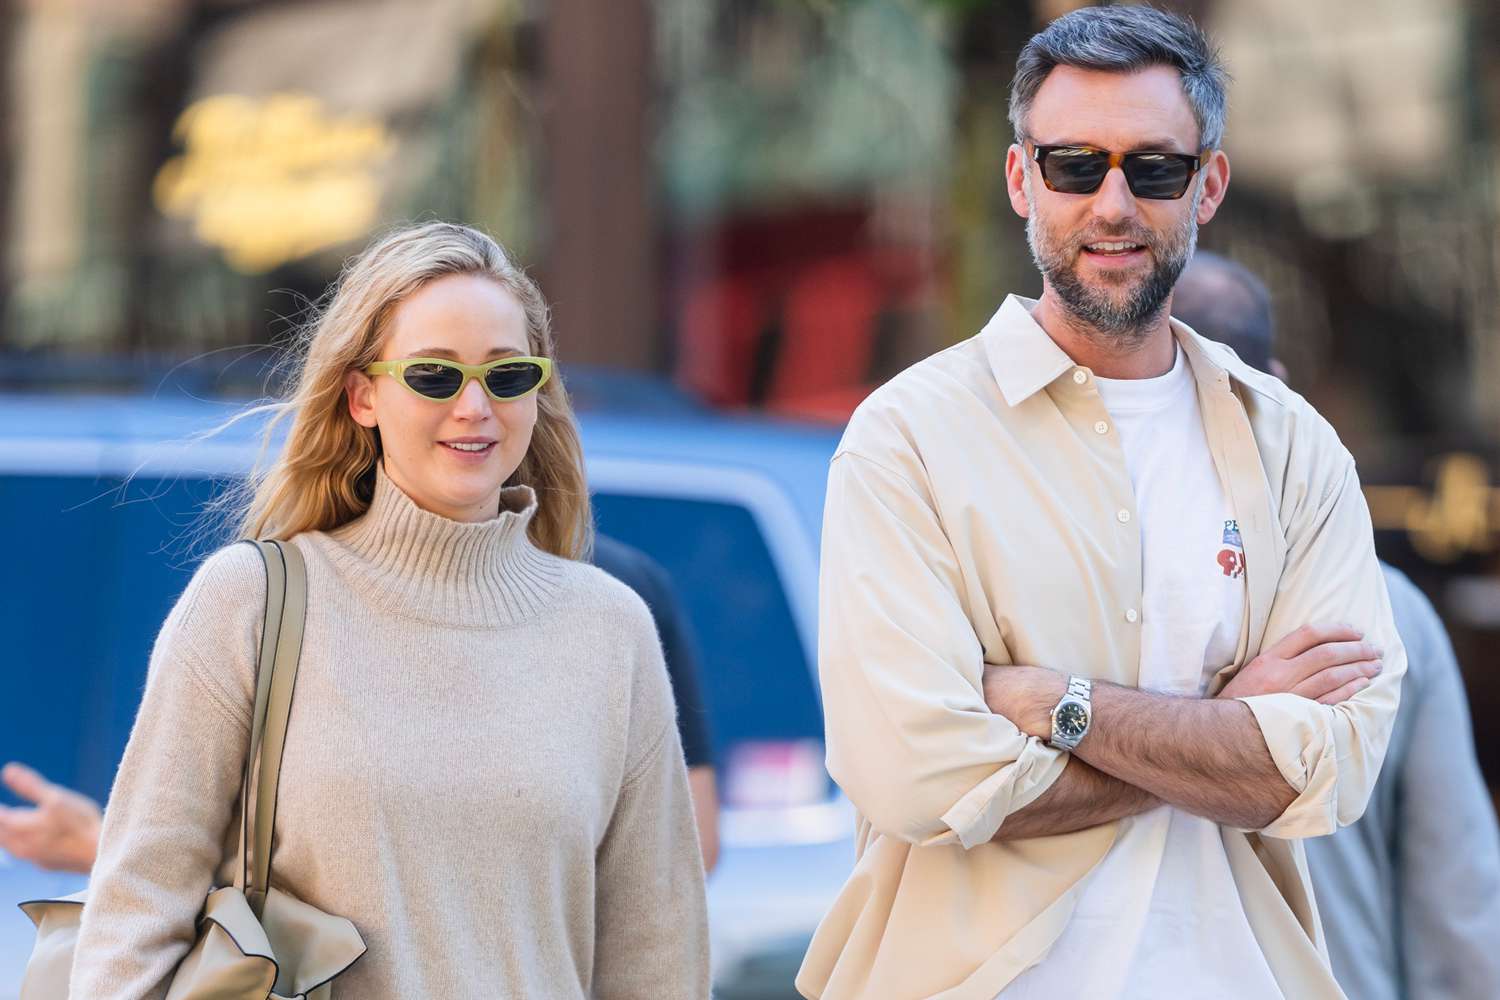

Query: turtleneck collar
[324,463,562,628]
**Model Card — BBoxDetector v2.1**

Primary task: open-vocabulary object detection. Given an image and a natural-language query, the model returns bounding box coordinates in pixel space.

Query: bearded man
[796,8,1404,1000]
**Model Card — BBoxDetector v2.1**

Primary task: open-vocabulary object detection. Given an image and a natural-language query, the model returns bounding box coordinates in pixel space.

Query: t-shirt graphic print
[1218,518,1246,579]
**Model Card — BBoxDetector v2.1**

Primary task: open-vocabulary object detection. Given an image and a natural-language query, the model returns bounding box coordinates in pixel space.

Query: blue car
[0,376,852,998]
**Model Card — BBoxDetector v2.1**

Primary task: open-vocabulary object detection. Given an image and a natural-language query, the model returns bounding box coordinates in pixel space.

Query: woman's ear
[345,370,379,429]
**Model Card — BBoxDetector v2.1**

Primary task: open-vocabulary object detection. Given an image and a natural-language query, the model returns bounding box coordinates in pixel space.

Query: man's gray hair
[1009,6,1228,150]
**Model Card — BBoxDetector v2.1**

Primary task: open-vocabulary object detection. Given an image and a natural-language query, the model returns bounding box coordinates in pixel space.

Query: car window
[1,473,217,805]
[592,492,829,804]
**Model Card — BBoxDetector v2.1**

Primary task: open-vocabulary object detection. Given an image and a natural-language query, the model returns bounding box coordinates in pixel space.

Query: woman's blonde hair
[219,222,592,559]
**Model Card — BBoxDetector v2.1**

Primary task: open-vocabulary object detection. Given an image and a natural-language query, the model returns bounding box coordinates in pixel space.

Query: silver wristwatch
[1048,676,1093,750]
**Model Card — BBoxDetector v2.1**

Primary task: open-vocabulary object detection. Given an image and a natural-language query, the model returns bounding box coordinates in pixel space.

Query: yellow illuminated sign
[153,93,394,273]
[1365,453,1500,563]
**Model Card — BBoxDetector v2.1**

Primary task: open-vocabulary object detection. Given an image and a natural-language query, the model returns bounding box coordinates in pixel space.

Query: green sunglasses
[365,356,553,402]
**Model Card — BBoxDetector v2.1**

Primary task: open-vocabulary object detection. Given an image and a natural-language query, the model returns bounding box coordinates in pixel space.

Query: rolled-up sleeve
[1237,451,1406,839]
[819,450,1067,849]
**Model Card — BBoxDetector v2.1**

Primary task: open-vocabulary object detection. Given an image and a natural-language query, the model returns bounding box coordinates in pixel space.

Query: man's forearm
[992,755,1158,841]
[1072,681,1296,830]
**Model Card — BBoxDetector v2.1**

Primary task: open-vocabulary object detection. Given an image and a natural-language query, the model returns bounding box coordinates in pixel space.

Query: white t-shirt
[998,346,1283,1000]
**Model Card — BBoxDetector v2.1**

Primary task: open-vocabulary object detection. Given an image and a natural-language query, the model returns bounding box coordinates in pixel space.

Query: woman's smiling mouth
[440,438,496,457]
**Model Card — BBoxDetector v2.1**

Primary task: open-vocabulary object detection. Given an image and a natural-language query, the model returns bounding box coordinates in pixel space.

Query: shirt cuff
[1237,691,1339,838]
[925,736,1069,849]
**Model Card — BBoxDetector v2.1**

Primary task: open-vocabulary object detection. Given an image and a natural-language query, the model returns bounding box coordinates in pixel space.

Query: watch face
[1055,701,1089,740]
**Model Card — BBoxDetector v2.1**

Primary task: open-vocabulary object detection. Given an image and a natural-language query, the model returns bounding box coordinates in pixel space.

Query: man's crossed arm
[985,624,1383,840]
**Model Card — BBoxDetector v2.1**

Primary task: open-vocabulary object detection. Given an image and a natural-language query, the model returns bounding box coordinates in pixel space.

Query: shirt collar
[1172,316,1243,394]
[982,295,1076,407]
[981,293,1243,406]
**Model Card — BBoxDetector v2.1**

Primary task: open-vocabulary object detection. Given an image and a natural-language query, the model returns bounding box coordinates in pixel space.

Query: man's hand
[980,622,1388,833]
[985,622,1381,738]
[981,666,1067,741]
[0,762,102,874]
[1218,623,1382,704]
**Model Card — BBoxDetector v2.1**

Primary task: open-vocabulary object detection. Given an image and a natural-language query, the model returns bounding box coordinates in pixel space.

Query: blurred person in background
[61,221,709,998]
[0,535,722,876]
[798,8,1404,1000]
[0,763,98,875]
[1175,251,1500,1000]
[592,535,720,872]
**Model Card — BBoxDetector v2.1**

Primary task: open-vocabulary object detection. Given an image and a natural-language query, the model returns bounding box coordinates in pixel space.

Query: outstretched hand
[0,761,101,874]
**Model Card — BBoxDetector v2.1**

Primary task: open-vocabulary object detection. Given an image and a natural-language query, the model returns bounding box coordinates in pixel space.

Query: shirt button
[1094,420,1109,435]
[1116,509,1131,523]
[1125,608,1139,623]
[1072,369,1088,384]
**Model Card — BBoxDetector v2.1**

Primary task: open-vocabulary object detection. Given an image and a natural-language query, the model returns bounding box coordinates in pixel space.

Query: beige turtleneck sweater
[70,467,710,998]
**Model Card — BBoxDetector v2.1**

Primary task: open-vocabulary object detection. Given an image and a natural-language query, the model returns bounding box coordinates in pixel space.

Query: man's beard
[1025,186,1200,343]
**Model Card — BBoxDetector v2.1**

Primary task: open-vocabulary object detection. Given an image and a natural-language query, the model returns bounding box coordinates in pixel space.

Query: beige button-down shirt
[796,295,1406,1000]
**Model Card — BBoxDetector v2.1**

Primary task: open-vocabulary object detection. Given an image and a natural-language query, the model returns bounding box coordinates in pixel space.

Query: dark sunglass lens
[402,362,465,399]
[1042,148,1110,193]
[1126,154,1193,199]
[484,361,545,398]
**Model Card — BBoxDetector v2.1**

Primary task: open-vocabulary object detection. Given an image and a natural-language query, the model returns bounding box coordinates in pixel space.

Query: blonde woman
[70,222,711,998]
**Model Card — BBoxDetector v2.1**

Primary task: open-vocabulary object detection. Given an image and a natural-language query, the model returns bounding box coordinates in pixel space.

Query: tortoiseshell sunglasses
[1028,142,1209,200]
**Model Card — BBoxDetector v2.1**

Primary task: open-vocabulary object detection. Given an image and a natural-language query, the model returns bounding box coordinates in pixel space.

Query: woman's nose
[452,376,492,417]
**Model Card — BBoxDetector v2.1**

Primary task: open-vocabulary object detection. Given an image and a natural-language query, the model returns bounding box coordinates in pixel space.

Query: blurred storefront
[3,0,1499,792]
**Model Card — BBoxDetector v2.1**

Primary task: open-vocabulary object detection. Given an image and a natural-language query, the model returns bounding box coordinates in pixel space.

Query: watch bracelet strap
[1049,675,1093,750]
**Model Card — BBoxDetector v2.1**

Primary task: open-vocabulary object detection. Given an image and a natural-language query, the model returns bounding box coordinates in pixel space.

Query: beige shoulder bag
[18,539,367,999]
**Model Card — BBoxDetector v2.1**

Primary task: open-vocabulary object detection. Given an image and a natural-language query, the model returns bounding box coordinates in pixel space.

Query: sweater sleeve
[70,542,265,1000]
[591,605,711,1000]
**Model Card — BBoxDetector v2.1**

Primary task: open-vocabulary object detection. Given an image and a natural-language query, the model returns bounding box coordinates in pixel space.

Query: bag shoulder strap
[238,538,308,919]
[238,540,283,896]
